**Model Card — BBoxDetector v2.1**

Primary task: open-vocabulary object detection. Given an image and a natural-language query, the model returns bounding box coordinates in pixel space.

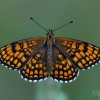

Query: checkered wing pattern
[55,37,100,70]
[0,37,48,82]
[19,46,48,82]
[50,46,79,83]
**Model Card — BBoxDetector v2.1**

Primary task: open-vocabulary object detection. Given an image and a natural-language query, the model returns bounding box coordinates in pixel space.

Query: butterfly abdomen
[46,39,53,73]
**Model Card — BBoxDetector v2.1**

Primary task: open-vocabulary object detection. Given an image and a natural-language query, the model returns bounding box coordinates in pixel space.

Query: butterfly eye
[49,29,52,31]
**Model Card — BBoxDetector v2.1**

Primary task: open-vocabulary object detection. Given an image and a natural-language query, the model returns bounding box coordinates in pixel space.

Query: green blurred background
[0,0,100,100]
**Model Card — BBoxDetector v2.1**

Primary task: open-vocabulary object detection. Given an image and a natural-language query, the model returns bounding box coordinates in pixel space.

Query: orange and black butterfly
[0,17,100,83]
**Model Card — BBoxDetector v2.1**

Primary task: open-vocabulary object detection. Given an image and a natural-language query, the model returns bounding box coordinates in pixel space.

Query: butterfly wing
[19,46,48,82]
[0,37,45,70]
[0,37,49,82]
[50,46,79,83]
[54,37,100,70]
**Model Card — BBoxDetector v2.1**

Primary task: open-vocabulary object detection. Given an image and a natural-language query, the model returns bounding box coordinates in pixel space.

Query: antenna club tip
[29,17,33,20]
[70,21,74,23]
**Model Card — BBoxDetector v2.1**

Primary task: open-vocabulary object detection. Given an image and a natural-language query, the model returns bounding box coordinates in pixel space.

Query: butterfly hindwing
[0,37,45,70]
[50,46,79,83]
[19,46,49,82]
[55,37,100,70]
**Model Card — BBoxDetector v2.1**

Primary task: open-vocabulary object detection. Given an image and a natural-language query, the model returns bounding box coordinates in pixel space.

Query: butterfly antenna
[29,17,48,32]
[53,21,74,32]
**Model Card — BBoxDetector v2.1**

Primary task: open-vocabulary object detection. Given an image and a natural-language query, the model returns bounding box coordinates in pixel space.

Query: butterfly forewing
[55,37,100,70]
[0,37,45,70]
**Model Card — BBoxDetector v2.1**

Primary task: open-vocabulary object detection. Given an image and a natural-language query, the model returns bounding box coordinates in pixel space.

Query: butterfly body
[0,29,100,83]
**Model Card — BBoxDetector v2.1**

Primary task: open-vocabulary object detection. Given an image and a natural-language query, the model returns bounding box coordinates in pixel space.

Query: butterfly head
[46,29,54,38]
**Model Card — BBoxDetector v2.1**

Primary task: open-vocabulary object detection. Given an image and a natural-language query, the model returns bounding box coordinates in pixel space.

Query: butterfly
[0,17,100,83]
